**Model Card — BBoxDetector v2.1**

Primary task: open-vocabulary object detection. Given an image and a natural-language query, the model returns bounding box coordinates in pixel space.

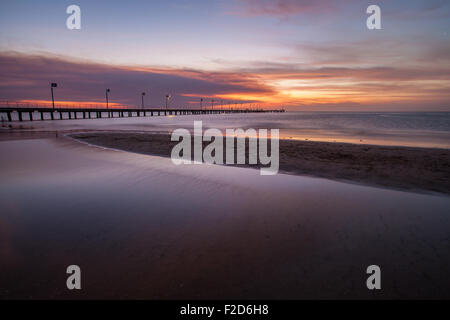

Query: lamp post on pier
[50,83,57,110]
[106,88,110,109]
[165,94,171,110]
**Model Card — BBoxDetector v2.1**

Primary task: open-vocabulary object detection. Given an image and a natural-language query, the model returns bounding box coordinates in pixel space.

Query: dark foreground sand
[2,137,450,299]
[71,132,450,195]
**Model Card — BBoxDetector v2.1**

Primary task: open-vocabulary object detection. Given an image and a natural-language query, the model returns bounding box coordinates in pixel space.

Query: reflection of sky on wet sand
[1,137,450,299]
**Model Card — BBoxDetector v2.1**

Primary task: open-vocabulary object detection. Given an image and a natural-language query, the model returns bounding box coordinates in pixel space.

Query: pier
[0,106,284,122]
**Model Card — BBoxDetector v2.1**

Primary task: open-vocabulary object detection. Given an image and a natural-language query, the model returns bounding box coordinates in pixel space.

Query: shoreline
[70,132,450,195]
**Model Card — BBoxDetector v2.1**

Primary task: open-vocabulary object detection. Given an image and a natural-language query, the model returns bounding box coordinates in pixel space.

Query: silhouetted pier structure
[0,107,285,122]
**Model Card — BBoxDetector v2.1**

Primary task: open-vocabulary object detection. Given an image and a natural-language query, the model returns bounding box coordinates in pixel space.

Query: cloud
[289,38,450,67]
[227,58,450,110]
[249,65,450,82]
[0,52,274,107]
[1,51,449,111]
[233,0,450,20]
[234,0,337,18]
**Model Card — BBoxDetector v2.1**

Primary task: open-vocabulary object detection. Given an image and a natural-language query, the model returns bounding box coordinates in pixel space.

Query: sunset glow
[1,0,449,111]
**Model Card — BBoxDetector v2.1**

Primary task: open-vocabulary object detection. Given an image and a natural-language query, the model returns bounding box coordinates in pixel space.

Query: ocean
[3,111,450,148]
[192,111,450,148]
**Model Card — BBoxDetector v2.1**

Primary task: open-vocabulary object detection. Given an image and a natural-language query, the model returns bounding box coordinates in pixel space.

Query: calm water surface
[3,111,450,148]
[0,137,449,299]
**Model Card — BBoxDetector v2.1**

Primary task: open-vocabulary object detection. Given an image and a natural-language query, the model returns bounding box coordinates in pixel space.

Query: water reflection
[1,137,450,299]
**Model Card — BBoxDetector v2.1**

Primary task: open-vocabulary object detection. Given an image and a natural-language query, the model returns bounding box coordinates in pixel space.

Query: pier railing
[0,100,115,109]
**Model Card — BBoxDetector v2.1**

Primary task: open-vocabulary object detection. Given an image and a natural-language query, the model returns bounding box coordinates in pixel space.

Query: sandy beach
[71,132,450,195]
[1,133,450,299]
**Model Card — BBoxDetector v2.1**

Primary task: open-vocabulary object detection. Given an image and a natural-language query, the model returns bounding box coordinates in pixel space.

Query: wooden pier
[0,107,285,122]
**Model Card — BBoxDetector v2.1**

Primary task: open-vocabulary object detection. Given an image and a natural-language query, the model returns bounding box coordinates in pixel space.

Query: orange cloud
[1,51,450,111]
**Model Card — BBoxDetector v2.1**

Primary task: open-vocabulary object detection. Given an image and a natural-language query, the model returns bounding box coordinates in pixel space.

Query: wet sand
[1,137,450,299]
[71,132,450,195]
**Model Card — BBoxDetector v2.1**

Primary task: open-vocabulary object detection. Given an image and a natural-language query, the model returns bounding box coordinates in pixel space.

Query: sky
[0,0,449,111]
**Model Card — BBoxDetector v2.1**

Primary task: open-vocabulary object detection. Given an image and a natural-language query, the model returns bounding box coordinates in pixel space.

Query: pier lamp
[50,83,57,110]
[106,89,110,109]
[165,94,171,110]
[141,92,145,109]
